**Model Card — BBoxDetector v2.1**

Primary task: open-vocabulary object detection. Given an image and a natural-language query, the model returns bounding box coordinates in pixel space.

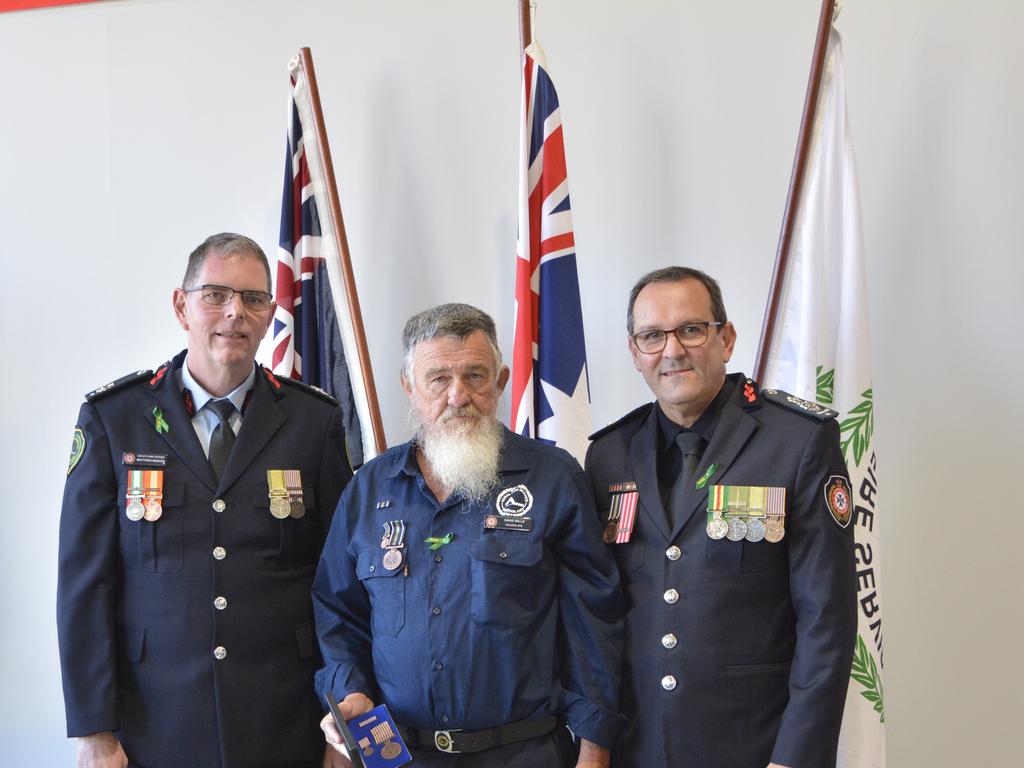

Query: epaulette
[760,388,838,421]
[262,367,339,405]
[85,368,153,401]
[589,403,652,441]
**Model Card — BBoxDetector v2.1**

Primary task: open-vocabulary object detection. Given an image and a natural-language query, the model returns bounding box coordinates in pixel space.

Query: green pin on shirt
[152,406,170,434]
[424,533,454,551]
[695,463,718,490]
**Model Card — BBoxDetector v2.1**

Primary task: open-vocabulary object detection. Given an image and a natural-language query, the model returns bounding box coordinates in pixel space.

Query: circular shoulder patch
[495,484,533,517]
[68,428,86,476]
[824,475,852,527]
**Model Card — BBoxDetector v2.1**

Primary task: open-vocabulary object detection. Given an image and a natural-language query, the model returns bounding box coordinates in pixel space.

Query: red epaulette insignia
[263,368,282,389]
[149,365,169,387]
[743,378,758,404]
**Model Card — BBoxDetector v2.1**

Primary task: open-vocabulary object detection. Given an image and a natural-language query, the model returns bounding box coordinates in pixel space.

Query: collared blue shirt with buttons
[313,428,623,750]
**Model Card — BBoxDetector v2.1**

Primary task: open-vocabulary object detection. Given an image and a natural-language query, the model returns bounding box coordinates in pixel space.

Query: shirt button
[666,545,681,561]
[368,565,375,573]
[433,661,443,671]
[431,606,441,616]
[661,675,677,691]
[434,554,443,563]
[213,646,227,660]
[441,715,450,724]
[498,551,508,559]
[212,499,226,513]
[214,596,227,610]
[213,547,226,560]
[664,588,680,604]
[662,633,678,649]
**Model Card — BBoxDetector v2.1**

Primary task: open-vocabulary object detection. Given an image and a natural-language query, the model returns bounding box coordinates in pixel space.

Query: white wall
[1,1,1021,765]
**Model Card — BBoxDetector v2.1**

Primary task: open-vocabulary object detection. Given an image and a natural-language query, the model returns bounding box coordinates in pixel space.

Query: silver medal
[726,516,748,542]
[126,498,145,522]
[270,497,291,519]
[745,517,766,542]
[706,511,729,540]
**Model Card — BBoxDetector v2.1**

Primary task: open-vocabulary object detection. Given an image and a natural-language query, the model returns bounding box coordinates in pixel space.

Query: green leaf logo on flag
[839,388,873,467]
[816,365,835,405]
[850,634,885,723]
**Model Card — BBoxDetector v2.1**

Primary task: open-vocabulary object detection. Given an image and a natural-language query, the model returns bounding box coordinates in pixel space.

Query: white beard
[412,405,504,502]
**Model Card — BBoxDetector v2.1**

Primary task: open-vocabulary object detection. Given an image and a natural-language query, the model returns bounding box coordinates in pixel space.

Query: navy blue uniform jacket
[57,350,352,768]
[585,374,856,768]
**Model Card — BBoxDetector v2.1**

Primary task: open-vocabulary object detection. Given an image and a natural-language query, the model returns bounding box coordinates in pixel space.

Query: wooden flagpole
[296,47,387,455]
[519,0,533,51]
[753,0,837,383]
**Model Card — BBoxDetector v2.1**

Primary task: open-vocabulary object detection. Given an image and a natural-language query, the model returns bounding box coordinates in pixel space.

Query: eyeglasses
[631,322,726,354]
[184,284,273,311]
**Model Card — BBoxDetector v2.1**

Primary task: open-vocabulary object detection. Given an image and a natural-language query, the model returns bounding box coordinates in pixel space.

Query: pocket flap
[356,548,404,579]
[470,537,543,567]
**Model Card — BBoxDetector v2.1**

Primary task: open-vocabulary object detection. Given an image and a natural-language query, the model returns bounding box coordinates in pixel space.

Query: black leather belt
[400,715,559,754]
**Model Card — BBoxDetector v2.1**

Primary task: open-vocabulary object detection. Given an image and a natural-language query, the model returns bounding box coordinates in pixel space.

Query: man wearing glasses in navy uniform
[585,267,857,768]
[57,233,352,768]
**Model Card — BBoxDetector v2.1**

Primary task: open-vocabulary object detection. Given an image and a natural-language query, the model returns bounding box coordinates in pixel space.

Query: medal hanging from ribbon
[143,469,164,521]
[381,520,406,571]
[267,469,291,519]
[604,482,639,544]
[283,469,305,519]
[706,485,786,543]
[126,469,146,521]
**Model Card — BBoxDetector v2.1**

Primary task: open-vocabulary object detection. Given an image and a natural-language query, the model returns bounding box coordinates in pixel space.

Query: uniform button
[664,588,680,604]
[212,499,226,513]
[368,565,375,573]
[434,554,443,563]
[441,715,450,723]
[662,633,678,649]
[214,596,228,610]
[661,675,677,691]
[213,646,227,660]
[431,606,441,616]
[666,545,681,561]
[213,547,226,560]
[498,551,508,559]
[433,661,443,671]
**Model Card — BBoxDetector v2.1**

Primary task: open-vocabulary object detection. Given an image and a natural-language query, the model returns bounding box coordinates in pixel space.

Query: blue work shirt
[313,428,623,748]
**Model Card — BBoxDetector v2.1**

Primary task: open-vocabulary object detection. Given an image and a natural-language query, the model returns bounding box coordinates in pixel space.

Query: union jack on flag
[511,42,592,466]
[272,61,368,466]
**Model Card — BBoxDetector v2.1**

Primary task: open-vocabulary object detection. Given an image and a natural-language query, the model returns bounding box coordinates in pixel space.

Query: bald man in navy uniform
[57,233,352,768]
[585,267,857,768]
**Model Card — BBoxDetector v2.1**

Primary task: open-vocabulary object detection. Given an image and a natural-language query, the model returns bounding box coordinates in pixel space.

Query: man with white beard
[313,303,623,768]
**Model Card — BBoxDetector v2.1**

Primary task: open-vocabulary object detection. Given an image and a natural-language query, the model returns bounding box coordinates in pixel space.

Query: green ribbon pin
[695,463,718,490]
[152,406,170,434]
[424,533,454,551]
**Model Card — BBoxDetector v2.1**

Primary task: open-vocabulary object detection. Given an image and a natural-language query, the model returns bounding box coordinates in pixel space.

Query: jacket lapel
[216,370,286,494]
[671,388,758,539]
[629,407,672,542]
[146,362,218,492]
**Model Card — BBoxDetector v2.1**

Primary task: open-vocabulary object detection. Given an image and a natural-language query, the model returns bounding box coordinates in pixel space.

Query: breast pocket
[252,483,322,569]
[469,536,545,627]
[120,482,185,573]
[356,549,406,637]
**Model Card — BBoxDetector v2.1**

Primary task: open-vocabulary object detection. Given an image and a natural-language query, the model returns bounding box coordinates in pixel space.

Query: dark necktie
[667,431,704,529]
[208,399,237,481]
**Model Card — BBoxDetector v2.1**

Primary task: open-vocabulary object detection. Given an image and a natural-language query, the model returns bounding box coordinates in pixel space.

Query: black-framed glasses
[631,322,726,354]
[184,284,273,311]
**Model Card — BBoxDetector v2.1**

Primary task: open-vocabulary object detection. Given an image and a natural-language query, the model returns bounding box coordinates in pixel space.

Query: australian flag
[511,42,592,465]
[272,71,364,466]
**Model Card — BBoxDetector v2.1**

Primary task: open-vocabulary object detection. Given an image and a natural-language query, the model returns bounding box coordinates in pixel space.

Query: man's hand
[320,692,376,766]
[77,732,128,768]
[576,738,610,768]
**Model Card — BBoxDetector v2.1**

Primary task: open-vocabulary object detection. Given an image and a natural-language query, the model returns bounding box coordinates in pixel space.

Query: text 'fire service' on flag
[272,56,371,466]
[511,41,591,466]
[760,30,885,768]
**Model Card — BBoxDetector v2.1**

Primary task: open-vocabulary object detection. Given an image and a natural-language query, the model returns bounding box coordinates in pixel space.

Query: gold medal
[143,500,163,522]
[267,470,290,519]
[380,742,401,759]
[270,497,291,519]
[765,516,786,543]
[382,548,404,571]
[603,523,618,544]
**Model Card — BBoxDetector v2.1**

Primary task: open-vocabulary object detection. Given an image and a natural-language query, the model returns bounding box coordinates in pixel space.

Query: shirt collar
[179,354,256,415]
[657,376,735,450]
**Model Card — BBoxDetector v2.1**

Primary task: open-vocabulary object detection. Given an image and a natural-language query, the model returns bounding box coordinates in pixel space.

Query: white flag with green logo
[761,29,885,768]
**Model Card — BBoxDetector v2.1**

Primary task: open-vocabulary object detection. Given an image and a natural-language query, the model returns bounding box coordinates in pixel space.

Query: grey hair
[183,232,272,293]
[402,303,502,381]
[626,266,728,333]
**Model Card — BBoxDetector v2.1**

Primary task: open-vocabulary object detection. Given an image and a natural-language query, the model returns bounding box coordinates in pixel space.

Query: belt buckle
[434,729,461,753]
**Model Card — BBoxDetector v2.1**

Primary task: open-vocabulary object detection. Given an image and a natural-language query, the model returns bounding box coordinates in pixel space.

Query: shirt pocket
[469,536,545,627]
[356,548,406,637]
[120,482,185,574]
